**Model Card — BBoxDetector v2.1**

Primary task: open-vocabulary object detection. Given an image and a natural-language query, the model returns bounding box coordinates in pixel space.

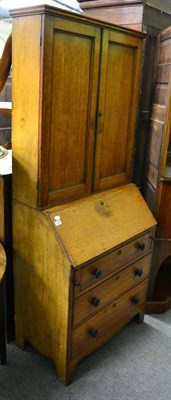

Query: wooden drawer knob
[93,268,102,278]
[137,243,145,251]
[74,280,80,287]
[89,328,98,338]
[134,268,143,277]
[91,297,100,307]
[131,296,139,305]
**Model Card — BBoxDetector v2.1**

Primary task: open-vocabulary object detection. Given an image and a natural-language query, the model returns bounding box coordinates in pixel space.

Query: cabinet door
[38,17,100,207]
[93,29,143,191]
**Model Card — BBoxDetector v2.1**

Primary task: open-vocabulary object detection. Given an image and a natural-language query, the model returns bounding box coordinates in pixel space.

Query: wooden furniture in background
[79,0,171,187]
[0,242,7,364]
[0,101,12,148]
[79,0,144,31]
[11,5,156,384]
[0,33,12,94]
[79,0,171,32]
[79,0,171,314]
[143,27,171,313]
[0,152,14,341]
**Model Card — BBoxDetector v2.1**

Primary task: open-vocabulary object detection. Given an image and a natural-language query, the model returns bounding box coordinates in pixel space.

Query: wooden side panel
[157,182,171,237]
[147,120,164,169]
[144,29,171,219]
[144,26,171,312]
[13,201,72,383]
[94,30,143,191]
[134,35,157,187]
[38,16,101,207]
[143,179,156,214]
[12,15,41,208]
[145,162,158,189]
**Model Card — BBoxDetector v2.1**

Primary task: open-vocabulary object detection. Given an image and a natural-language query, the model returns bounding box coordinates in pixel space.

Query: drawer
[74,231,152,295]
[73,254,151,326]
[72,279,148,358]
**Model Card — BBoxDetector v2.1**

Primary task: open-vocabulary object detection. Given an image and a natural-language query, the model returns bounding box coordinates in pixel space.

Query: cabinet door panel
[94,30,143,191]
[39,18,100,207]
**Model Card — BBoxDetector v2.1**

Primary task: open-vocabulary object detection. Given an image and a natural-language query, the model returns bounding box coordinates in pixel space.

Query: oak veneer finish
[48,185,154,265]
[73,254,152,325]
[13,183,156,384]
[10,5,156,384]
[72,280,148,358]
[11,5,145,209]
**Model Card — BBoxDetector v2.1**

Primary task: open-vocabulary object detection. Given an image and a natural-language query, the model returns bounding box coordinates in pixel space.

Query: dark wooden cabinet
[79,0,144,30]
[143,27,171,313]
[11,5,144,209]
[79,0,171,33]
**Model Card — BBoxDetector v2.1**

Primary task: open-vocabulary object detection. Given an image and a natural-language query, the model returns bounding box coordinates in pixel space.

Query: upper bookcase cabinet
[11,5,145,209]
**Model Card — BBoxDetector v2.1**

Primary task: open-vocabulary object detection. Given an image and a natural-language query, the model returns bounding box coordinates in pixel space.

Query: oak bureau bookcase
[10,5,156,384]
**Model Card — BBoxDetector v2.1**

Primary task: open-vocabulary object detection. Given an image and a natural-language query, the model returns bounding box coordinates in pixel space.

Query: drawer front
[74,231,152,294]
[73,254,151,326]
[72,280,148,358]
